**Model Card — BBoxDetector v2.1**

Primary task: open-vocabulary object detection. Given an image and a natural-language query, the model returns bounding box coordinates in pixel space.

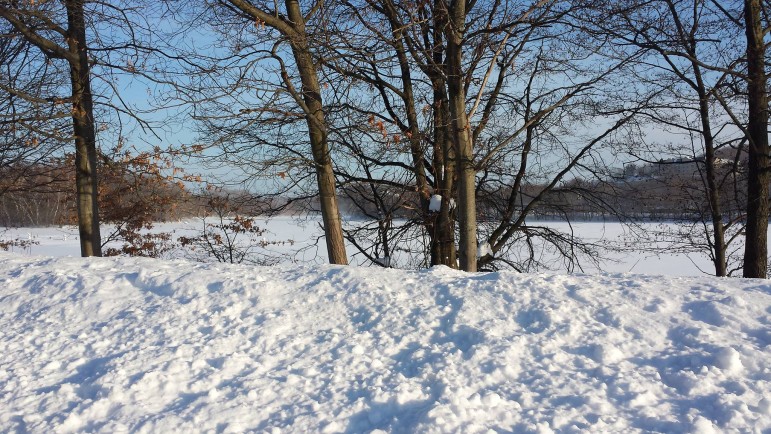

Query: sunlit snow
[1,252,769,433]
[1,218,754,276]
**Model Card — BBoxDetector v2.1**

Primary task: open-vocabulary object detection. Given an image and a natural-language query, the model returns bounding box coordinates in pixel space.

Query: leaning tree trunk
[66,0,102,257]
[222,0,349,265]
[292,47,348,265]
[742,0,769,278]
[287,2,348,265]
[382,0,455,267]
[390,18,434,262]
[445,0,477,272]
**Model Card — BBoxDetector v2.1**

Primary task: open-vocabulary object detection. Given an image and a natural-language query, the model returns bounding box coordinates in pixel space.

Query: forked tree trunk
[66,0,102,257]
[742,0,769,278]
[380,0,456,268]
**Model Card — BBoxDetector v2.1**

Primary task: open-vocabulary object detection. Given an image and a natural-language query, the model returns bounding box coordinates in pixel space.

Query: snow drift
[0,253,769,433]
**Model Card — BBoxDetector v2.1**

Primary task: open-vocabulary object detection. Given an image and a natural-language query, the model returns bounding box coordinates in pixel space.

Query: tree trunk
[427,7,457,268]
[694,67,727,276]
[445,0,477,272]
[293,49,348,265]
[742,0,769,278]
[286,0,348,265]
[66,0,102,257]
[432,78,457,268]
[221,0,348,265]
[389,17,435,265]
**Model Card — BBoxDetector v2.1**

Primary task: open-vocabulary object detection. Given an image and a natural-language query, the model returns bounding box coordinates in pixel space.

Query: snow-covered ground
[0,253,769,433]
[0,218,752,276]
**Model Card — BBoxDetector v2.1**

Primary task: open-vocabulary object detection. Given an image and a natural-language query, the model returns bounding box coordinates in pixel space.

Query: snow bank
[0,253,769,433]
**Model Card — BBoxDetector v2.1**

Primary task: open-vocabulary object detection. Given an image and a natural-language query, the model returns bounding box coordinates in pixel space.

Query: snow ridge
[0,253,769,433]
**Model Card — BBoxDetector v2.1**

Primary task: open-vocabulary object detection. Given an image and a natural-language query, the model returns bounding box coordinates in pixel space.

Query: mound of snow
[429,194,443,212]
[0,253,769,433]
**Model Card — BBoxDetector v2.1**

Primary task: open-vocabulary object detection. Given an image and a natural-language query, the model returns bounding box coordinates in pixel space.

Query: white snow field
[1,253,770,433]
[0,218,757,276]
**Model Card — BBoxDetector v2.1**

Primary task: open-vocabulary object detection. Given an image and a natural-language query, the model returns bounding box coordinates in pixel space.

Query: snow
[477,242,492,258]
[1,253,769,433]
[429,195,442,212]
[2,219,748,276]
[428,195,455,213]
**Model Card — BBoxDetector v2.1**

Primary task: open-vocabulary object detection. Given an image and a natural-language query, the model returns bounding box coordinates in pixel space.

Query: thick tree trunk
[66,0,101,257]
[293,50,348,265]
[287,0,348,265]
[222,0,348,265]
[742,0,769,278]
[445,0,477,272]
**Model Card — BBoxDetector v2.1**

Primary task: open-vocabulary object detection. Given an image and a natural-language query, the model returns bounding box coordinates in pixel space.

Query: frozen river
[1,217,759,277]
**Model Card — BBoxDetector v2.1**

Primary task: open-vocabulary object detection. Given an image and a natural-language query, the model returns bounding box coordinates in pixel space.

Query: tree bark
[426,3,457,268]
[222,0,348,265]
[291,48,348,265]
[444,0,477,271]
[285,0,348,265]
[693,66,727,276]
[432,77,457,268]
[0,1,103,256]
[742,0,769,278]
[386,10,436,265]
[66,0,102,257]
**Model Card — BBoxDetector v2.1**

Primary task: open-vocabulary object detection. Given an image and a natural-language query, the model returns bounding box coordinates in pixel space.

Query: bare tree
[585,0,747,276]
[0,1,178,257]
[1,0,102,255]
[440,0,478,271]
[199,0,348,265]
[315,0,457,267]
[0,26,69,203]
[316,0,634,272]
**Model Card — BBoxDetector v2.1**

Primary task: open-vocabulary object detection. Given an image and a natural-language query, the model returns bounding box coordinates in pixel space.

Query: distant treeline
[1,153,752,228]
[335,152,751,224]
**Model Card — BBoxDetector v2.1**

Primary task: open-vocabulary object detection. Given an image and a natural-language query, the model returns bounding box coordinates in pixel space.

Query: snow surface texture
[1,253,769,433]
